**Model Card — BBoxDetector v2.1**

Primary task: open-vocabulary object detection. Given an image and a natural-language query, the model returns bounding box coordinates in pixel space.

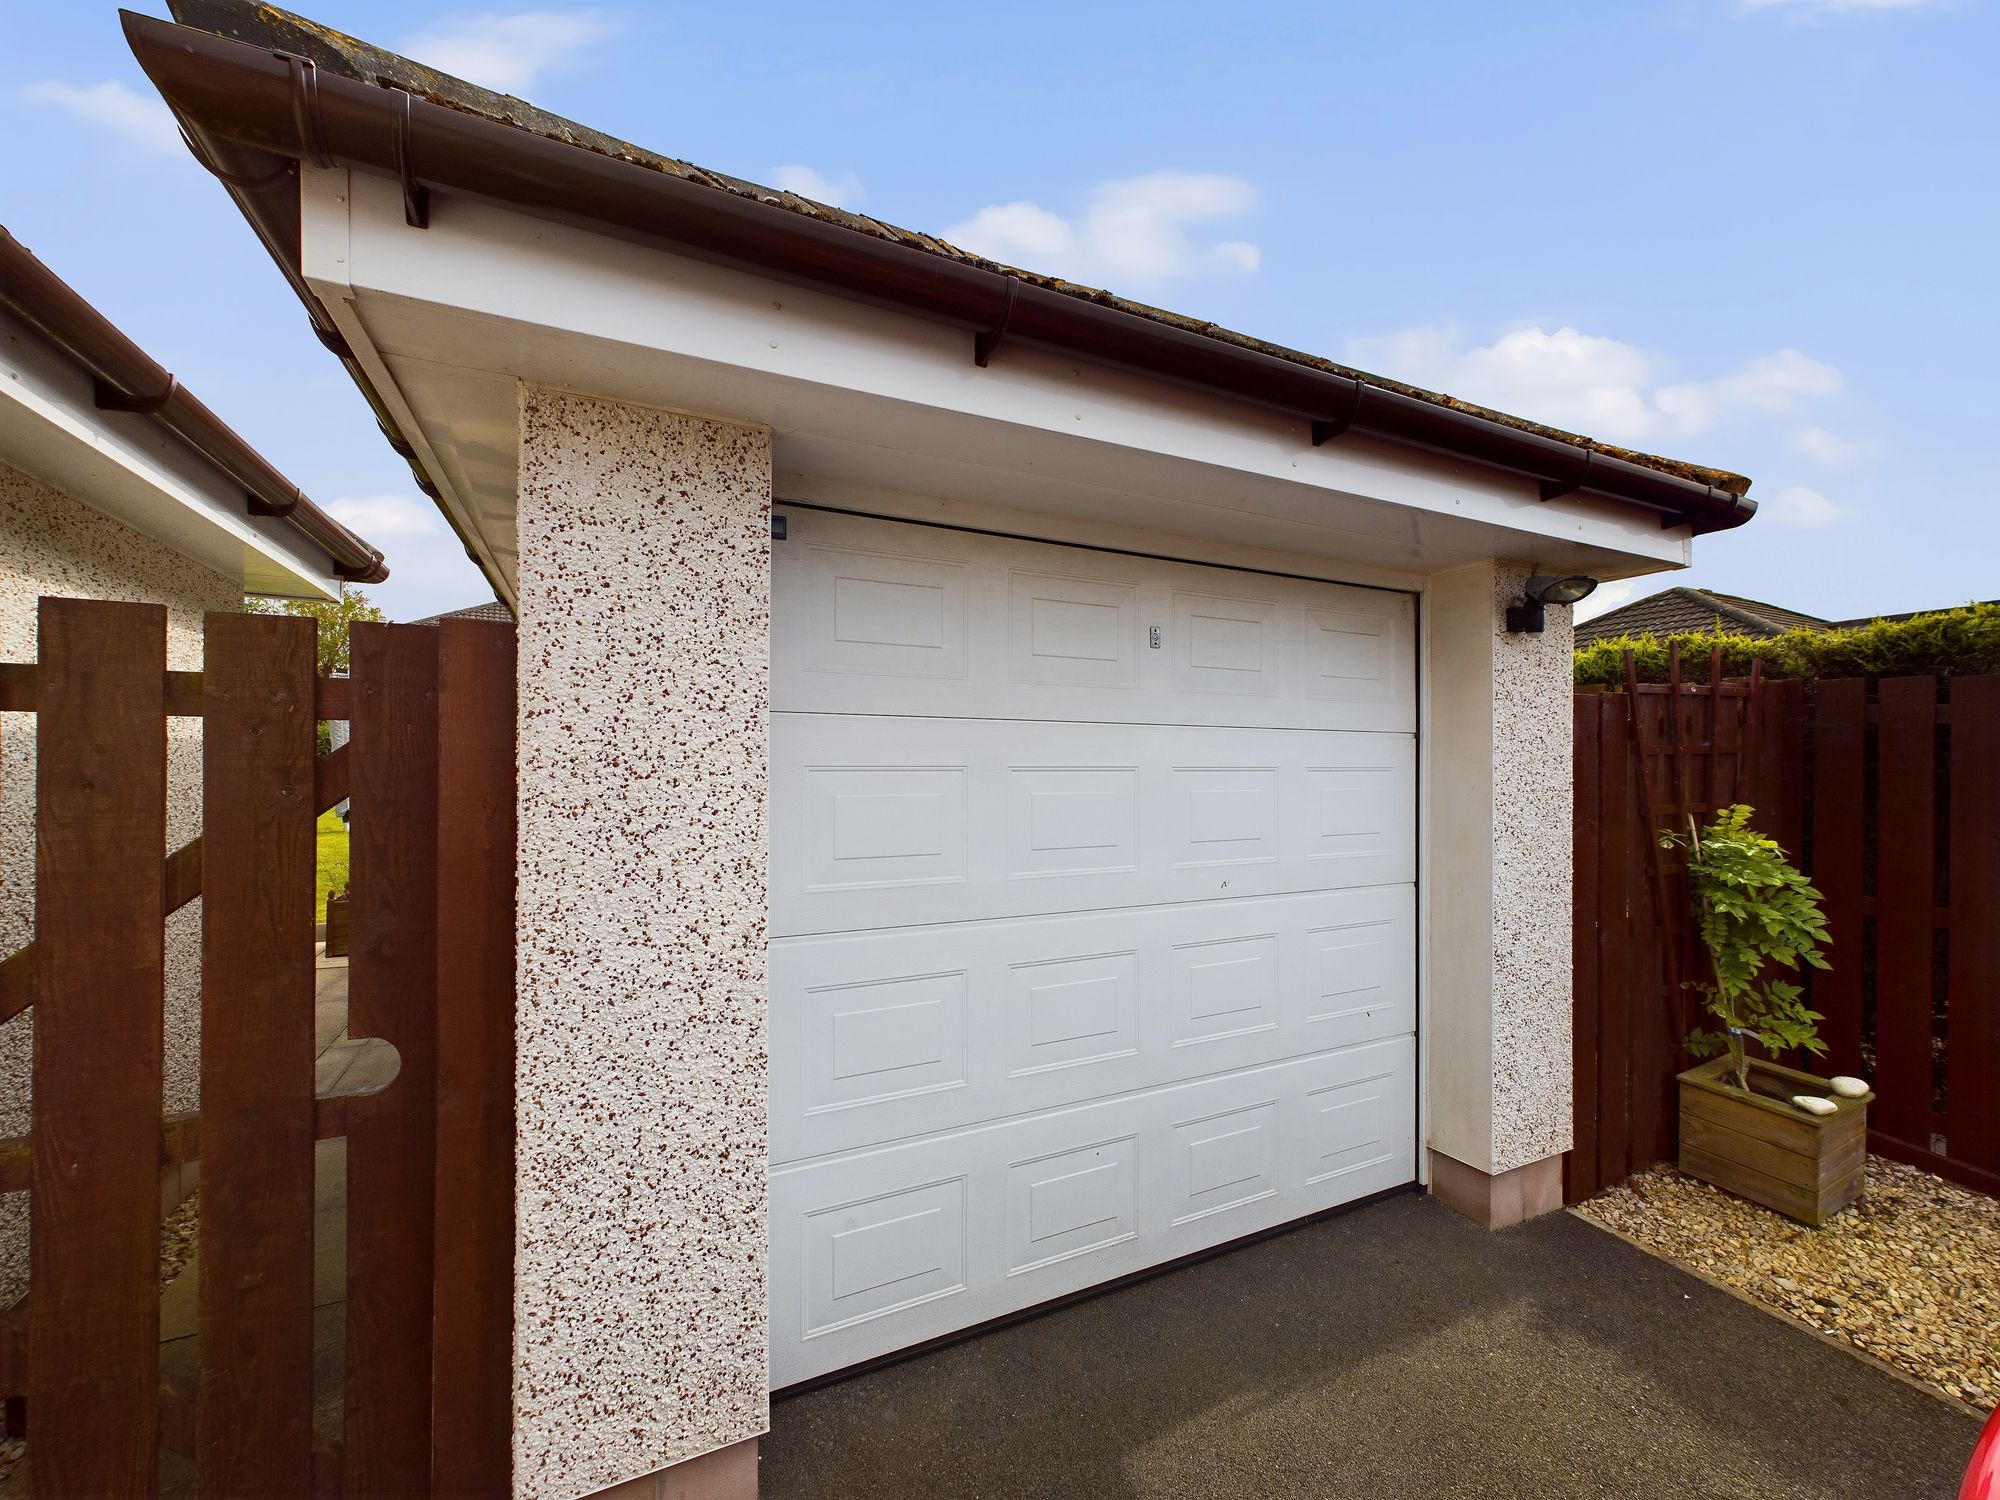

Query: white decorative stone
[1791,1095,1838,1117]
[1830,1076,1870,1098]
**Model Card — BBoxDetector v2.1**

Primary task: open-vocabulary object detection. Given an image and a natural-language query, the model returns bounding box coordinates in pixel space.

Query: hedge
[1573,601,2000,687]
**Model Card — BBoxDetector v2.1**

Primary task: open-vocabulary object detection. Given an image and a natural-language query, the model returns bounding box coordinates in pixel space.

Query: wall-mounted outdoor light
[1505,574,1598,634]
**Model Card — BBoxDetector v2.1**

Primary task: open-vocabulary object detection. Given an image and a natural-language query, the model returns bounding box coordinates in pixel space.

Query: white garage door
[768,510,1418,1388]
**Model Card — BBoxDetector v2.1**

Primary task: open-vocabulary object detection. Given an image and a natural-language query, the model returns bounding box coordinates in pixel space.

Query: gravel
[1576,1155,2000,1411]
[159,1189,199,1287]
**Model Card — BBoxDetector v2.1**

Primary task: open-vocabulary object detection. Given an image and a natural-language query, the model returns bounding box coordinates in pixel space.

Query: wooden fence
[1568,660,2000,1203]
[0,600,516,1497]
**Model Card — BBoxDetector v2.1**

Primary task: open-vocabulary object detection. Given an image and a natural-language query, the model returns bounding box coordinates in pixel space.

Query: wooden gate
[0,600,516,1496]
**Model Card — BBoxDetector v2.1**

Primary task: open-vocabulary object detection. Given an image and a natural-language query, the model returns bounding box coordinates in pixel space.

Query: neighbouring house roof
[1829,600,1999,629]
[1574,588,1833,647]
[0,226,388,585]
[410,600,513,626]
[126,1,1759,546]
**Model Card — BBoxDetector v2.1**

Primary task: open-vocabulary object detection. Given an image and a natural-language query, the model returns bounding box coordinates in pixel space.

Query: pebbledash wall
[512,387,772,1499]
[0,458,241,1302]
[1424,559,1575,1189]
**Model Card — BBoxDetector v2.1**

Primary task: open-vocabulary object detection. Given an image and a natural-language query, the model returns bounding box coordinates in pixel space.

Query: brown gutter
[0,225,388,583]
[124,11,1754,537]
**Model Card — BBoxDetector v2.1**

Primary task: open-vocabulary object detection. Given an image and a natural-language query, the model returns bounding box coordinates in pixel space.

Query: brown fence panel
[1628,704,1678,1178]
[196,613,319,1495]
[343,623,442,1497]
[1768,678,1808,862]
[1811,680,1867,1078]
[28,599,165,1498]
[1573,670,2000,1204]
[1947,676,2000,1176]
[1873,677,1938,1146]
[431,620,518,1498]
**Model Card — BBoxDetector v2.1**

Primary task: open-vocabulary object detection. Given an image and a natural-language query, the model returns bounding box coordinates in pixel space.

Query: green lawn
[317,809,349,918]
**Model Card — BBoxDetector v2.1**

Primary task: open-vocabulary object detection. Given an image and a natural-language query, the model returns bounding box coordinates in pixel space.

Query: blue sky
[5,0,1995,622]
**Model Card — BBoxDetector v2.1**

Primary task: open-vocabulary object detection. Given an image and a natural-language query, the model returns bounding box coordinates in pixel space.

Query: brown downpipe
[122,11,1755,537]
[0,225,388,583]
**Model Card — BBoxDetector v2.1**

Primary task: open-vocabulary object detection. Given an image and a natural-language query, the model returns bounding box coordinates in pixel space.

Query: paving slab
[763,1191,1981,1500]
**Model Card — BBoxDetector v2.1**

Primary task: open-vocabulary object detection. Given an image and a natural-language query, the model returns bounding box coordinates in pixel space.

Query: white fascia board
[299,166,518,610]
[302,166,1694,587]
[0,311,342,600]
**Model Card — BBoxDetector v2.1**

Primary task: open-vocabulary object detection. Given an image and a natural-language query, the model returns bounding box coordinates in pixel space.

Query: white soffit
[300,166,1694,597]
[1,312,342,600]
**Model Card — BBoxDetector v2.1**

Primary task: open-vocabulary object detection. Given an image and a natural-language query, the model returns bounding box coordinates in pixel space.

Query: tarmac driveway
[763,1190,1980,1499]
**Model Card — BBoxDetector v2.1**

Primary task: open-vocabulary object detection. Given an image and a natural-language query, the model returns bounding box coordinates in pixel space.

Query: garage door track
[763,1190,1980,1499]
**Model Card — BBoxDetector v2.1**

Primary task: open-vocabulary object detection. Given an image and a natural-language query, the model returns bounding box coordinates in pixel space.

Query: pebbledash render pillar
[1423,560,1576,1228]
[514,386,771,1500]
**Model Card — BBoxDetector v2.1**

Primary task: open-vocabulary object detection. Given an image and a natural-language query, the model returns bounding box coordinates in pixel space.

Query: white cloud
[771,165,865,209]
[1789,424,1860,465]
[23,80,179,155]
[399,10,617,96]
[1342,322,1840,446]
[1574,579,1637,625]
[1654,349,1842,433]
[945,172,1260,289]
[326,492,442,539]
[1761,485,1853,527]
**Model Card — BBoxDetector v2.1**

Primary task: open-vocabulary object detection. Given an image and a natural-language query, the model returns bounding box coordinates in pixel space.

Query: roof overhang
[1,303,346,599]
[302,166,1711,604]
[124,7,1752,601]
[0,226,388,592]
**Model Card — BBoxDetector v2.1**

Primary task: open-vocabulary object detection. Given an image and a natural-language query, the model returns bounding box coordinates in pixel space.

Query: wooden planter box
[324,890,350,958]
[1678,1056,1872,1226]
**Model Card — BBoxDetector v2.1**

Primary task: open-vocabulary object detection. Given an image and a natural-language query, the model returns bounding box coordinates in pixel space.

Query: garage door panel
[804,542,969,680]
[774,716,1414,934]
[774,510,1415,733]
[769,1038,1416,1386]
[771,511,1417,1390]
[770,886,1413,1164]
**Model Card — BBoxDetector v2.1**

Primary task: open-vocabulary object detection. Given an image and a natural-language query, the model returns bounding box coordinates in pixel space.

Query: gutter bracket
[392,89,431,230]
[247,488,301,520]
[1539,450,1594,502]
[973,280,1019,368]
[93,375,178,416]
[311,320,354,360]
[286,54,335,171]
[1310,381,1365,446]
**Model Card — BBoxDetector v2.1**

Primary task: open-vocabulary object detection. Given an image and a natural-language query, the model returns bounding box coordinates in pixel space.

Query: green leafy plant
[1574,601,2000,687]
[247,586,385,755]
[1668,805,1832,1091]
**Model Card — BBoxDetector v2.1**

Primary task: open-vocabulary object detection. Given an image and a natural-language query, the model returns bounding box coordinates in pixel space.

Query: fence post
[344,622,441,1497]
[1811,680,1866,1077]
[1947,676,2000,1174]
[196,611,318,1495]
[29,598,166,1498]
[431,620,517,1497]
[1875,677,1938,1146]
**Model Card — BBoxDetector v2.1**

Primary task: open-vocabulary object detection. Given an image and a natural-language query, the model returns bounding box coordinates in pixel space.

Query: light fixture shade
[1527,574,1598,606]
